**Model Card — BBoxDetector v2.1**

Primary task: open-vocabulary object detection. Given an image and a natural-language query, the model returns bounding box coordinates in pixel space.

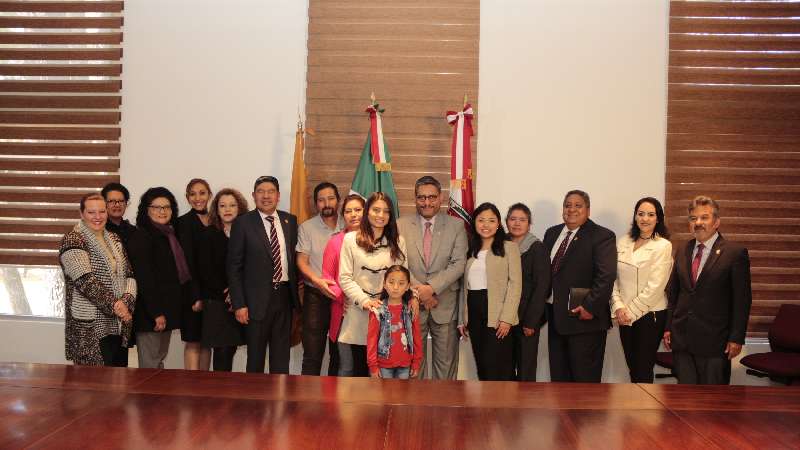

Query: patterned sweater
[60,222,136,365]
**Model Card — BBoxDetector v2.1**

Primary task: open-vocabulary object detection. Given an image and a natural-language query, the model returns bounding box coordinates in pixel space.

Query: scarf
[151,222,192,284]
[518,232,541,254]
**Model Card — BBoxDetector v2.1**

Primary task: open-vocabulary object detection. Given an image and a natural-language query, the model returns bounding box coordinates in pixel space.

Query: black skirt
[201,298,244,348]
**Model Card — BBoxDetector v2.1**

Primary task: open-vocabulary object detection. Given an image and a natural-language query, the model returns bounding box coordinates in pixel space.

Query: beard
[320,207,336,217]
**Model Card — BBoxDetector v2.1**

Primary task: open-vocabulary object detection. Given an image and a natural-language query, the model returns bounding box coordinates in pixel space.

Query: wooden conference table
[0,363,798,449]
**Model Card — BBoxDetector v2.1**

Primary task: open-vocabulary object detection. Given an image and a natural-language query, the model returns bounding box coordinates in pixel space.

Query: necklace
[639,234,654,240]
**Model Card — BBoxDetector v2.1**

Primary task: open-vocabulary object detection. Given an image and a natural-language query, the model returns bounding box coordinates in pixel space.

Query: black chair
[740,304,800,386]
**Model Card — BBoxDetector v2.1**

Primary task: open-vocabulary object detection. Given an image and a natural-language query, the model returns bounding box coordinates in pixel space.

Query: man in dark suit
[664,195,752,385]
[228,176,300,374]
[543,190,616,382]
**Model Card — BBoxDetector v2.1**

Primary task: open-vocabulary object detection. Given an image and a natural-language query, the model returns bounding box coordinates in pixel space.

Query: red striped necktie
[265,216,283,283]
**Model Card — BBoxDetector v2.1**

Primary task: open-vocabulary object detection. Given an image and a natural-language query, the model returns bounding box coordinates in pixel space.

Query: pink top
[322,230,347,341]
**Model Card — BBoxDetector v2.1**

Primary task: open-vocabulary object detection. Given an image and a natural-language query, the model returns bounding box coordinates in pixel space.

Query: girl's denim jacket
[376,302,415,359]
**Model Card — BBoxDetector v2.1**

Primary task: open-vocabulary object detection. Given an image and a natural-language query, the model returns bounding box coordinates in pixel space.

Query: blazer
[398,211,468,324]
[666,234,752,357]
[543,219,616,335]
[227,209,300,321]
[610,236,673,323]
[460,240,522,328]
[337,232,407,346]
[177,211,205,293]
[518,239,551,330]
[127,224,183,333]
[195,226,228,301]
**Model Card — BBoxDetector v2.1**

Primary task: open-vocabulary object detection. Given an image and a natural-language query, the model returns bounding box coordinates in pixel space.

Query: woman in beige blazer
[611,197,673,383]
[458,202,522,380]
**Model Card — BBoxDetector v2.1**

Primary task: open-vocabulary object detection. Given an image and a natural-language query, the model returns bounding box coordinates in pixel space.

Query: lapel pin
[284,219,289,224]
[716,249,720,255]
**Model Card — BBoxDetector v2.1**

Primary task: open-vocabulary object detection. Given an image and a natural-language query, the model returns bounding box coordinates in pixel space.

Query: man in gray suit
[398,176,468,379]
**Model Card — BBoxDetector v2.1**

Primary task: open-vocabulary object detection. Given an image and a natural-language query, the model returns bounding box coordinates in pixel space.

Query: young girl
[367,265,422,379]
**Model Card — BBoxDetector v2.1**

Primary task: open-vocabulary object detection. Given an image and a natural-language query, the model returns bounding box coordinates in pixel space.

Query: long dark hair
[628,197,670,240]
[468,202,507,258]
[357,192,404,262]
[379,265,413,304]
[135,187,179,229]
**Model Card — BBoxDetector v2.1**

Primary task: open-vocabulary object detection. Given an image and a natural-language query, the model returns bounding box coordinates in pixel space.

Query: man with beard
[101,182,136,248]
[296,182,344,375]
[664,196,752,384]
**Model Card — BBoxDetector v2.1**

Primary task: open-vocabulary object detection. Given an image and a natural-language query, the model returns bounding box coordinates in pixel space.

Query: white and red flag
[446,104,475,225]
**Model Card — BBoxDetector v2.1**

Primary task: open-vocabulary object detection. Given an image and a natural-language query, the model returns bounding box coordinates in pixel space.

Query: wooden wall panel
[666,1,800,337]
[305,0,479,214]
[0,1,123,266]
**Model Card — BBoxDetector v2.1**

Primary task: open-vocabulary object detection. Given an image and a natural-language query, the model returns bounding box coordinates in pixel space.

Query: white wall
[477,0,669,237]
[121,0,308,214]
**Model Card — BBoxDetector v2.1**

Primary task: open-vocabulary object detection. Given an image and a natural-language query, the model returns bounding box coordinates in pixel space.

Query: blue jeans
[379,367,410,379]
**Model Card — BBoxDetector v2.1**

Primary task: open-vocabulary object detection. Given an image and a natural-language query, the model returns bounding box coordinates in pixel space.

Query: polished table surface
[0,363,798,449]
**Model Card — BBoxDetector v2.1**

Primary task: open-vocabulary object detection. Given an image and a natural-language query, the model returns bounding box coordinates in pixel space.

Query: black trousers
[327,338,340,376]
[547,304,607,383]
[245,285,292,374]
[301,286,331,375]
[99,334,128,367]
[212,346,237,372]
[467,290,513,381]
[512,324,540,381]
[619,309,667,383]
[673,350,731,385]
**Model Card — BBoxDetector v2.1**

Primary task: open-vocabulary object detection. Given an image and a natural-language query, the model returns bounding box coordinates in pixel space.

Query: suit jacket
[398,211,468,324]
[666,233,752,357]
[460,240,522,327]
[519,240,551,330]
[543,219,616,335]
[227,209,299,321]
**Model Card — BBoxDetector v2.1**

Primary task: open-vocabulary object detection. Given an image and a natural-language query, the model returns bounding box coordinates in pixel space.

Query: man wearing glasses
[101,182,136,247]
[398,176,467,379]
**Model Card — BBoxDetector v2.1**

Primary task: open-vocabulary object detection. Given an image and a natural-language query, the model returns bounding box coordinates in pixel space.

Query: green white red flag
[349,103,399,216]
[446,104,475,225]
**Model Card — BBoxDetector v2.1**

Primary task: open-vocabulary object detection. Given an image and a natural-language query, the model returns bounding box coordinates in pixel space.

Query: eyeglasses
[415,194,439,202]
[106,200,127,206]
[148,205,171,213]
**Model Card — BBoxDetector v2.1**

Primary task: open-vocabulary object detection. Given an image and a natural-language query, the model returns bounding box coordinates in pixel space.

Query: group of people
[60,174,752,385]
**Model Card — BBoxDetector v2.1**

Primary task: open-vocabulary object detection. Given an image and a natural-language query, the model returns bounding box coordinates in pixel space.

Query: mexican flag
[446,104,475,226]
[349,103,399,217]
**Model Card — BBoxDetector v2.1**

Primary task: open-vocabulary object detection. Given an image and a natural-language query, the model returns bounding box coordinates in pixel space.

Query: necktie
[423,221,433,268]
[691,243,705,287]
[551,231,573,276]
[265,216,283,284]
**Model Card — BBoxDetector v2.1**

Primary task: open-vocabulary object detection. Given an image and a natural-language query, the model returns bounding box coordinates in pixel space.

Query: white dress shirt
[692,232,719,279]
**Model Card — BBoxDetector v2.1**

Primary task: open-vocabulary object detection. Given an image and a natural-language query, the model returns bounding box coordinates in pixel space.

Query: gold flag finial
[370,91,376,106]
[463,93,468,108]
[297,107,303,131]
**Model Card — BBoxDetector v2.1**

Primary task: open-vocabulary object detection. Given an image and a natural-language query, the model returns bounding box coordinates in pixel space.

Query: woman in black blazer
[505,203,551,381]
[196,188,248,371]
[177,178,212,370]
[128,187,191,369]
